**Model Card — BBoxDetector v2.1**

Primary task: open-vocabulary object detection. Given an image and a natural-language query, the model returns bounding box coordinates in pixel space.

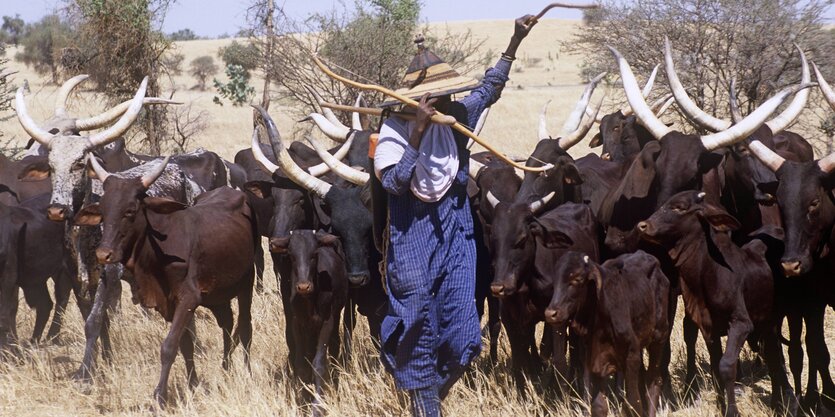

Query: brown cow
[638,191,797,416]
[271,229,347,412]
[545,250,669,417]
[75,166,256,406]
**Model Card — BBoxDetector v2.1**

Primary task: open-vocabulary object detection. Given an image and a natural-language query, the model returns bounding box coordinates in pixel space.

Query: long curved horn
[351,93,363,131]
[700,83,814,151]
[141,155,171,188]
[486,190,500,208]
[665,37,731,132]
[87,154,110,182]
[559,96,603,150]
[306,136,369,185]
[529,191,556,213]
[304,84,351,132]
[307,133,355,177]
[467,107,490,149]
[75,97,181,131]
[813,62,835,113]
[88,77,148,148]
[469,158,485,179]
[255,105,332,198]
[305,112,351,142]
[766,45,810,134]
[539,100,553,139]
[561,72,605,136]
[650,93,674,115]
[609,46,672,140]
[748,140,786,172]
[729,78,743,124]
[15,88,54,148]
[642,64,659,98]
[251,128,280,174]
[54,74,89,117]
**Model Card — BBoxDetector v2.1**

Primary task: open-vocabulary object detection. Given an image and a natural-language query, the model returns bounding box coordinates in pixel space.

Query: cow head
[74,156,176,264]
[272,229,341,298]
[638,191,741,250]
[15,78,151,222]
[543,252,598,328]
[487,192,572,298]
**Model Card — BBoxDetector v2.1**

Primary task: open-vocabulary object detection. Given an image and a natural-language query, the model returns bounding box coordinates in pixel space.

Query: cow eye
[671,205,687,214]
[124,209,136,219]
[568,274,583,286]
[513,233,527,248]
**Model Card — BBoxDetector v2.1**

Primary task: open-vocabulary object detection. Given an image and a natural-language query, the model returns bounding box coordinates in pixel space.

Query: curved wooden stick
[532,2,599,23]
[311,55,553,173]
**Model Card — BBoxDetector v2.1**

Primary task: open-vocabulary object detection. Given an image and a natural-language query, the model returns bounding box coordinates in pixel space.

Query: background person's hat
[380,34,480,107]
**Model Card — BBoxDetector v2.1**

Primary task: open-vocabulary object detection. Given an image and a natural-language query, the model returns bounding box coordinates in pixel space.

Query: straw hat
[380,34,479,107]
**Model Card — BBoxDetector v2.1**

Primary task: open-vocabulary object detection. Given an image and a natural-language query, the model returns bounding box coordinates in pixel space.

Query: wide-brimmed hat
[380,35,479,108]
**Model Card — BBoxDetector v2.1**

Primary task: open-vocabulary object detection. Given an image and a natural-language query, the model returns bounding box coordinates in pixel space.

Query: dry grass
[0,18,834,417]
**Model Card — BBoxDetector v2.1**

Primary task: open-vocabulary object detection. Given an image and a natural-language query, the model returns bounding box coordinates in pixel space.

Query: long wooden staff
[312,55,552,172]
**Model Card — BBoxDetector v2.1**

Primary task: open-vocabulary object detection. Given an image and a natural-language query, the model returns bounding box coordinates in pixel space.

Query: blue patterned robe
[378,59,511,390]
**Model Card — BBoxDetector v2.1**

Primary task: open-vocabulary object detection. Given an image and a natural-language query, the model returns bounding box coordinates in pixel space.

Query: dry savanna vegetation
[1,18,835,417]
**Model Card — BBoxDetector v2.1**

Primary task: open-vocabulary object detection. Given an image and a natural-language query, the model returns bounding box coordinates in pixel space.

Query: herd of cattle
[4,39,835,416]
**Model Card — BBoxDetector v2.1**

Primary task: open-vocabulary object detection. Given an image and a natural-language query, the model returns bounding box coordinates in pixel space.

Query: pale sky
[7,0,593,38]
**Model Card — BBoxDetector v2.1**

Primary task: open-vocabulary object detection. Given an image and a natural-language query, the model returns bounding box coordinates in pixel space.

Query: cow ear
[311,195,331,227]
[699,151,725,173]
[563,164,583,185]
[359,184,372,211]
[591,265,604,296]
[530,220,574,249]
[316,231,339,246]
[18,160,50,182]
[621,141,661,199]
[75,203,102,226]
[144,197,187,214]
[698,204,741,232]
[243,181,272,199]
[589,132,603,148]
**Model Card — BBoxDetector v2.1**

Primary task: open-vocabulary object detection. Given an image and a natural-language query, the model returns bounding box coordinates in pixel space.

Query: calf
[545,251,669,417]
[0,193,74,346]
[638,191,796,416]
[272,230,347,411]
[77,173,256,405]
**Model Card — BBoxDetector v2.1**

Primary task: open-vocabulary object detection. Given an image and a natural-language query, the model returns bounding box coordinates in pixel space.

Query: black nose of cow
[637,221,649,233]
[296,282,313,295]
[47,205,68,222]
[544,308,559,324]
[782,260,803,277]
[96,248,115,264]
[348,273,369,287]
[491,284,506,298]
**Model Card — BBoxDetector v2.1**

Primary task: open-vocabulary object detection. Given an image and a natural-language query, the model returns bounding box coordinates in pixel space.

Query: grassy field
[1,18,834,416]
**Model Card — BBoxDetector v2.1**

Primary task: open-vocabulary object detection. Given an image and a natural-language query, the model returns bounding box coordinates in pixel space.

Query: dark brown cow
[0,193,74,347]
[488,199,599,390]
[76,178,256,405]
[638,191,797,416]
[0,154,51,205]
[544,250,669,417]
[272,229,347,410]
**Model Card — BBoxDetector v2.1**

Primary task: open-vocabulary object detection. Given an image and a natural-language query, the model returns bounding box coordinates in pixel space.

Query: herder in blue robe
[373,15,536,417]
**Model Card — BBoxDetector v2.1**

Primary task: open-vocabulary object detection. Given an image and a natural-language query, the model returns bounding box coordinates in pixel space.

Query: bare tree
[164,101,208,152]
[253,0,491,123]
[564,0,835,135]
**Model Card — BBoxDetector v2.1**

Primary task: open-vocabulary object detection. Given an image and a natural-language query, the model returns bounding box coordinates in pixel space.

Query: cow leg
[154,297,199,407]
[487,294,500,364]
[236,276,254,371]
[786,313,804,397]
[661,292,678,401]
[646,340,665,417]
[46,269,73,342]
[254,241,265,294]
[503,313,532,391]
[763,329,799,416]
[22,284,53,344]
[208,303,234,370]
[590,373,609,417]
[179,315,199,390]
[623,344,644,417]
[0,277,18,348]
[718,317,753,417]
[312,314,338,417]
[76,280,107,380]
[342,297,356,363]
[682,314,699,399]
[274,255,296,371]
[804,304,835,411]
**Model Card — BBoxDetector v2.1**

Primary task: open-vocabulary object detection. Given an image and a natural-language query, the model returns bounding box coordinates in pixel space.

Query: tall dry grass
[0,18,834,416]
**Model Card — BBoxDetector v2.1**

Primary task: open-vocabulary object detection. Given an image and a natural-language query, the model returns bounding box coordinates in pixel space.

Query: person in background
[373,15,537,417]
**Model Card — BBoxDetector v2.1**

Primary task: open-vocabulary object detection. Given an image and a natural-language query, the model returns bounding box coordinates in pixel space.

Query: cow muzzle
[490,283,514,298]
[296,282,313,295]
[781,260,804,277]
[47,204,69,222]
[348,272,369,287]
[544,307,568,326]
[96,248,117,265]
